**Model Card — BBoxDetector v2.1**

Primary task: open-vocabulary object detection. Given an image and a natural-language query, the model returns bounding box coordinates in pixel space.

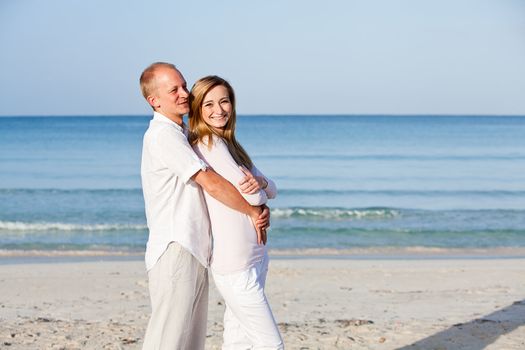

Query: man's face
[150,67,190,119]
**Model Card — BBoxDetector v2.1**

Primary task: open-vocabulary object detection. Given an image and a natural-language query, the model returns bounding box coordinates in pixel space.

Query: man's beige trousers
[142,242,208,350]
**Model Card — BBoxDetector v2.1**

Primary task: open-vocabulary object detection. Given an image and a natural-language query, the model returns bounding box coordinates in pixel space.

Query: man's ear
[147,95,158,109]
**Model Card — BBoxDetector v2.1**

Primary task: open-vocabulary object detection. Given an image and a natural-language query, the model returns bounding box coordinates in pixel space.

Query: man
[139,62,268,349]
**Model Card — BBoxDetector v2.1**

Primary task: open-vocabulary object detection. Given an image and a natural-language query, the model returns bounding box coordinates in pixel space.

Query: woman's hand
[239,166,265,194]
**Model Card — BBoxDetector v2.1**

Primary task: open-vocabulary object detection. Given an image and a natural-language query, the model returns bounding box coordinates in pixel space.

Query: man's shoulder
[145,120,186,142]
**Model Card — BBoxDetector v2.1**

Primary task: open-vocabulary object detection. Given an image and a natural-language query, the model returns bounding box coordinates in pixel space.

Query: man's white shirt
[141,112,211,271]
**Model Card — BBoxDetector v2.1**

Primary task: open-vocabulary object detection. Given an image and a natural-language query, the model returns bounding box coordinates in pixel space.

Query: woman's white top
[193,135,276,274]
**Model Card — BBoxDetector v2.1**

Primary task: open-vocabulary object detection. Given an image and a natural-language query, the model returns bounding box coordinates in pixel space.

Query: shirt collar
[153,111,187,133]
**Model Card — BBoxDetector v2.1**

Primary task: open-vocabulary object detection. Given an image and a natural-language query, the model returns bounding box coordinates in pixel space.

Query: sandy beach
[1,251,524,350]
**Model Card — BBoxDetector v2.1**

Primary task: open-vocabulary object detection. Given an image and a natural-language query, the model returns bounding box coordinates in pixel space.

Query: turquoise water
[1,115,525,251]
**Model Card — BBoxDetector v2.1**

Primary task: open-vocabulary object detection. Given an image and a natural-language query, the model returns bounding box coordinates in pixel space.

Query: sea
[1,115,525,254]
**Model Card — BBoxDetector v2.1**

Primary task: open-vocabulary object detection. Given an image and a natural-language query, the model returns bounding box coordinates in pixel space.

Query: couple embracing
[139,62,283,349]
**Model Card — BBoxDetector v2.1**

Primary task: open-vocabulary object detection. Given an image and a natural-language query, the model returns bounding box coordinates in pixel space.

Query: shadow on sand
[396,299,525,350]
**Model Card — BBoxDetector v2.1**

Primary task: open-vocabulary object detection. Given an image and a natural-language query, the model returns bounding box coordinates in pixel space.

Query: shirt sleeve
[154,127,207,184]
[251,164,277,199]
[195,137,268,206]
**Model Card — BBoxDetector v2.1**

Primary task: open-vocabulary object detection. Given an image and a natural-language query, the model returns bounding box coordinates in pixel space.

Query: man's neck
[156,111,183,126]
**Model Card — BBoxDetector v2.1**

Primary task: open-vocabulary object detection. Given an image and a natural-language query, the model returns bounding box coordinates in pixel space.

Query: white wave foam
[271,208,399,219]
[0,221,146,231]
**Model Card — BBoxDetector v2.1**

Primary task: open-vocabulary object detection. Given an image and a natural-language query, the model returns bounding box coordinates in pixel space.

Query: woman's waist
[211,235,265,254]
[210,247,267,274]
[209,216,257,239]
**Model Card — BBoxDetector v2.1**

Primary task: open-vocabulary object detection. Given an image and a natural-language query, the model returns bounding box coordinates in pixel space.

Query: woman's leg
[213,255,284,350]
[222,303,252,349]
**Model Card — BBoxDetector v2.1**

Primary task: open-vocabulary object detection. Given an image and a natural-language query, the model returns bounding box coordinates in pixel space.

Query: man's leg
[185,266,209,349]
[142,242,208,350]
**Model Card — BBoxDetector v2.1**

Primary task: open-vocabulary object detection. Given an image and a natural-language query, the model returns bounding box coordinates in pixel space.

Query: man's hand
[248,205,271,245]
[239,166,262,194]
[256,204,270,231]
[255,205,270,245]
[248,206,264,245]
[260,228,267,245]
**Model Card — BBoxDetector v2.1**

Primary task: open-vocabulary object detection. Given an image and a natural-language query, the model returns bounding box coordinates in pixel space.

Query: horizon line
[1,113,525,118]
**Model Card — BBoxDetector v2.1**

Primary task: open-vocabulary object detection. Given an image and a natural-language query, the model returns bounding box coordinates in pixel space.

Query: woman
[189,75,283,349]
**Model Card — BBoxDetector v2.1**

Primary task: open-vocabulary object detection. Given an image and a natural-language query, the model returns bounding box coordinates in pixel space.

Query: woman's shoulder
[195,134,227,152]
[201,134,225,146]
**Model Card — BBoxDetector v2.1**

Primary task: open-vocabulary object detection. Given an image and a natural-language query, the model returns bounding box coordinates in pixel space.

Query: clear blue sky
[1,0,524,116]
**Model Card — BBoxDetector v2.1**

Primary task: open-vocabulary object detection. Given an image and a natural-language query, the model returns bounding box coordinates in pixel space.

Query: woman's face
[201,85,231,131]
